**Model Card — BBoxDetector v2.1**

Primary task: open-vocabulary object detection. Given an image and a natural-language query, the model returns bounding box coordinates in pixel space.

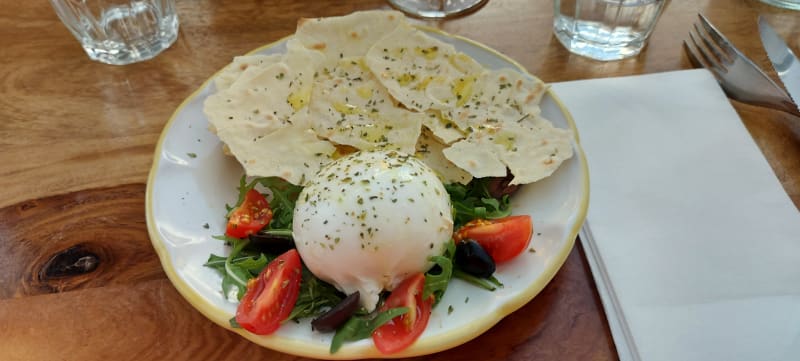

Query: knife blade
[758,16,800,110]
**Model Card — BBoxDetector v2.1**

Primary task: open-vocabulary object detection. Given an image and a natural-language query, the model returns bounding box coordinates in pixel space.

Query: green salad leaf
[256,177,303,229]
[445,178,512,228]
[453,269,504,291]
[288,266,345,321]
[203,236,258,299]
[225,176,261,217]
[206,237,344,320]
[205,252,271,275]
[330,307,409,354]
[225,175,302,230]
[207,174,513,354]
[423,241,456,305]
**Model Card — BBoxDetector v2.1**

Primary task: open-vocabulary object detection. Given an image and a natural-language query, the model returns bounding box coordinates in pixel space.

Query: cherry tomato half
[226,189,273,238]
[453,215,533,263]
[372,273,432,354]
[235,249,302,335]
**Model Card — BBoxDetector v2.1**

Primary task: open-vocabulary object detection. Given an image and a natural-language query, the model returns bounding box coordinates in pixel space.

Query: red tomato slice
[453,215,533,263]
[372,273,432,354]
[226,189,273,238]
[235,249,302,335]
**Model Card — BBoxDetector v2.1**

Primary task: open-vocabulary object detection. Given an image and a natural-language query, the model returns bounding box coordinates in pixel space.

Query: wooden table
[1,0,798,360]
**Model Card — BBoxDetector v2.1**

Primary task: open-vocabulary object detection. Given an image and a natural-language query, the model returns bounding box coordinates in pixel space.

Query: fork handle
[777,100,800,118]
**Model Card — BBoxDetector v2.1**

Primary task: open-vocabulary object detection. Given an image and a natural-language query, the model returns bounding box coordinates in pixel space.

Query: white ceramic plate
[146,27,589,359]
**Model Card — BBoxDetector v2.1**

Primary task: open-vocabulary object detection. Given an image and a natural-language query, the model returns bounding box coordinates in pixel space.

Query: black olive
[248,231,295,254]
[311,291,360,332]
[455,239,496,278]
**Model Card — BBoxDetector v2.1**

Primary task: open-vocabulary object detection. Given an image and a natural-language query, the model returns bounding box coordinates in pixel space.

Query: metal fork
[684,14,800,117]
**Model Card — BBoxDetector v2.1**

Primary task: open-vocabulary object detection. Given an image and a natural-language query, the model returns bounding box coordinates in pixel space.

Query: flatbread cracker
[217,125,335,186]
[442,138,507,179]
[309,57,423,154]
[421,110,465,144]
[443,68,548,132]
[203,40,323,139]
[204,10,573,186]
[214,54,282,92]
[295,10,406,69]
[415,129,472,184]
[365,24,484,112]
[444,120,573,185]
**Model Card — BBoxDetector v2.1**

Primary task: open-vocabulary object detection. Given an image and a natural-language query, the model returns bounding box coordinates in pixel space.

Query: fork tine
[696,14,737,60]
[683,39,709,69]
[693,23,731,66]
[685,13,800,116]
[683,40,705,69]
[687,30,727,75]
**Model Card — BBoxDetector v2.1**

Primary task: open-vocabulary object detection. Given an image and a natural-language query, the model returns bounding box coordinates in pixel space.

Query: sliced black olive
[311,291,360,332]
[248,231,295,254]
[485,169,520,199]
[455,239,496,278]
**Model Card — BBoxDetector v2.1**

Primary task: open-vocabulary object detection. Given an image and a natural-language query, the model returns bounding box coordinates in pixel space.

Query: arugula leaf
[423,241,456,305]
[258,228,293,238]
[204,253,270,276]
[222,263,250,299]
[204,236,259,300]
[445,178,511,228]
[480,196,502,212]
[257,177,303,229]
[233,253,270,275]
[210,174,511,354]
[329,307,409,354]
[212,234,244,244]
[224,175,302,230]
[208,236,344,318]
[225,239,251,299]
[452,269,504,291]
[288,267,344,321]
[420,237,503,294]
[226,176,261,218]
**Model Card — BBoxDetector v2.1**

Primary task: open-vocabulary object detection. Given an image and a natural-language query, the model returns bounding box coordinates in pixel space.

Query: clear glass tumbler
[49,0,179,65]
[387,0,488,19]
[759,0,800,10]
[553,0,667,61]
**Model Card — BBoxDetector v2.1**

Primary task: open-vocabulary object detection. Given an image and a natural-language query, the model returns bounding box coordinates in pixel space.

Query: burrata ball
[293,150,453,311]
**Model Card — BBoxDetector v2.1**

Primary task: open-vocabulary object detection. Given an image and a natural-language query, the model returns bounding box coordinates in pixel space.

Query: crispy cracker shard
[203,10,573,186]
[309,56,422,154]
[295,10,407,69]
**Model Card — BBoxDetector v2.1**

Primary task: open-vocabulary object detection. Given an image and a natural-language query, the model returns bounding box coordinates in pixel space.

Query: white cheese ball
[293,150,453,311]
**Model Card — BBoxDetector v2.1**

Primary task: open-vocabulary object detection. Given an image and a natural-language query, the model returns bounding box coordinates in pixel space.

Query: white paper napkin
[550,69,800,361]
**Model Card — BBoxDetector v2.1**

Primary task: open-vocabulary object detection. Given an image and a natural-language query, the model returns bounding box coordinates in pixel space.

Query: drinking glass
[49,0,179,65]
[387,0,488,19]
[553,0,668,61]
[759,0,800,10]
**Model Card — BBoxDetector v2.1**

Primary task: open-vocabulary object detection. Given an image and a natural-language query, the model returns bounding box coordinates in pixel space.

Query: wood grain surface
[1,0,798,360]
